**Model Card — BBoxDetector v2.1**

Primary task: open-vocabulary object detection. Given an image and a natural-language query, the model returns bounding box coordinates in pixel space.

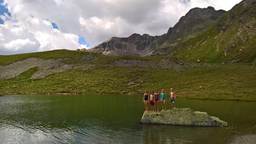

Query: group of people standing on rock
[142,88,176,113]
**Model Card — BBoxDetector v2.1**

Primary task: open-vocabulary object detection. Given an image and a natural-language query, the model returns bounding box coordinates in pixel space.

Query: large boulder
[140,108,227,127]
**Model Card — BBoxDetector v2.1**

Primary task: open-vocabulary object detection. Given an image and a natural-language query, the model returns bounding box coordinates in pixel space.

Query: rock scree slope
[0,56,199,79]
[0,58,93,79]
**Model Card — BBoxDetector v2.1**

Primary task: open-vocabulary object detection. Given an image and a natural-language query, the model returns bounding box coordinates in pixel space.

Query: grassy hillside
[0,50,256,101]
[0,49,103,66]
[174,0,256,63]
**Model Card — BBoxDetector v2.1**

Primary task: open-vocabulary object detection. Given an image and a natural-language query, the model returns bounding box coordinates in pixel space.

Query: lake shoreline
[1,93,256,102]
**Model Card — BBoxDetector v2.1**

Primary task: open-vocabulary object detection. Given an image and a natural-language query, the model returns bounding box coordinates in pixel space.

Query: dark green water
[0,95,255,144]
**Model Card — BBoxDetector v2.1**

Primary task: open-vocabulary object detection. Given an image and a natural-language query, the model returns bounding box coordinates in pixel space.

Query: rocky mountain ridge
[173,0,256,63]
[88,6,226,56]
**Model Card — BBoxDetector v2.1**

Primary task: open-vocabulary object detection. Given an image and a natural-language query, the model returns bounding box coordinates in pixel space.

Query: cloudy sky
[0,0,242,55]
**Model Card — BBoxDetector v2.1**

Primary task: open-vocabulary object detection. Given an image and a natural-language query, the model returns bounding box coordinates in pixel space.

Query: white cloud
[3,38,36,50]
[0,3,81,55]
[43,20,51,26]
[79,44,90,49]
[33,29,80,51]
[0,0,242,55]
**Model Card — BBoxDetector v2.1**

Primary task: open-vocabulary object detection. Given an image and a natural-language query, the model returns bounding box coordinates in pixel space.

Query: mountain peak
[173,0,256,63]
[89,6,225,56]
[207,6,215,10]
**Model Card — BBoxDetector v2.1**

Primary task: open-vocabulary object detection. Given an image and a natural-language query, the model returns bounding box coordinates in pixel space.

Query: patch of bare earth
[0,58,93,79]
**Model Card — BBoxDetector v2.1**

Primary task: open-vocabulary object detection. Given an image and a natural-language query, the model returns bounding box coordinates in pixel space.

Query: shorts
[150,100,154,106]
[171,97,175,103]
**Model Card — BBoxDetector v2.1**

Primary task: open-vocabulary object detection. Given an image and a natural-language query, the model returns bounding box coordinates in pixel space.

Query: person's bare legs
[161,100,163,111]
[171,102,173,109]
[146,101,148,112]
[164,100,166,111]
[156,101,158,113]
[155,101,157,113]
[144,101,148,112]
[153,103,155,112]
[154,102,156,113]
[143,101,146,112]
[173,102,176,109]
[157,101,159,113]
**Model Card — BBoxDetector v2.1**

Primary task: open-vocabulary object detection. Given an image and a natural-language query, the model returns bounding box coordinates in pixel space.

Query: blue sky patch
[0,1,11,24]
[179,0,190,3]
[79,36,91,48]
[51,22,59,30]
[0,18,3,24]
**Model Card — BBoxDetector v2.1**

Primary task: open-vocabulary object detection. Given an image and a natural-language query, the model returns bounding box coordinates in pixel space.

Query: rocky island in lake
[140,108,228,127]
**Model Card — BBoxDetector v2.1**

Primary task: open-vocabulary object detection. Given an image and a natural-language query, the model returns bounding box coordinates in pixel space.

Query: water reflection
[140,125,230,144]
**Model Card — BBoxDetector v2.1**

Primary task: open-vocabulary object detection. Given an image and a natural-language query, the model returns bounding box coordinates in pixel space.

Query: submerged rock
[227,134,256,144]
[140,108,228,127]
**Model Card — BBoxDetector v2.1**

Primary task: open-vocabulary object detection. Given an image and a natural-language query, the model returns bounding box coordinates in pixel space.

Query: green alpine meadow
[0,49,255,101]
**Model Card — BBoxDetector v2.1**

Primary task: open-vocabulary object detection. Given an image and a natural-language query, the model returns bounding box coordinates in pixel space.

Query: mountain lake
[0,95,256,144]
